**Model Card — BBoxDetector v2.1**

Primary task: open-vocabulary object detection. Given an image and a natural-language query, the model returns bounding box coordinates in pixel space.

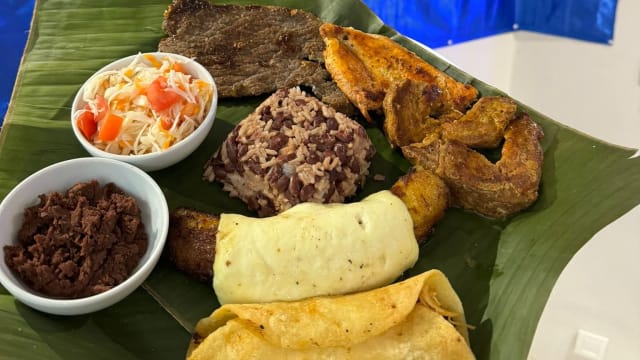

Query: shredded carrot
[144,54,162,68]
[171,62,186,74]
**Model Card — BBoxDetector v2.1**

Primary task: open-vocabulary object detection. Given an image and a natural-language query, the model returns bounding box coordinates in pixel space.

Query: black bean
[247,159,264,175]
[213,165,227,179]
[349,157,360,174]
[275,175,290,193]
[284,190,299,206]
[334,143,347,164]
[271,118,283,130]
[335,130,353,143]
[330,169,346,182]
[324,183,336,201]
[238,143,248,158]
[283,119,293,129]
[326,117,338,131]
[225,138,238,163]
[311,115,324,128]
[288,174,301,196]
[308,152,320,164]
[294,99,307,106]
[299,184,315,202]
[267,166,283,183]
[268,133,289,151]
[355,125,366,138]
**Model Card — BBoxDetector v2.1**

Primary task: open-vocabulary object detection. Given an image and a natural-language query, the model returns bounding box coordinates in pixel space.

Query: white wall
[437,0,640,358]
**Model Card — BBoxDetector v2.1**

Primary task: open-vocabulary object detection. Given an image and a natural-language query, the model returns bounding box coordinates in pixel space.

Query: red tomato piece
[77,105,97,139]
[147,76,181,112]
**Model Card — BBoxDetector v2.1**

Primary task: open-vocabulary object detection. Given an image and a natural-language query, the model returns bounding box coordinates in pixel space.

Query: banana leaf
[1,0,639,359]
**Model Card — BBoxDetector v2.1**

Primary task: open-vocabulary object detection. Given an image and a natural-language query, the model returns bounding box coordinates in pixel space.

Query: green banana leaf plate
[1,0,639,359]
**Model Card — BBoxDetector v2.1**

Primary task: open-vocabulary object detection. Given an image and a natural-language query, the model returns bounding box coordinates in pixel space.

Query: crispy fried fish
[320,23,478,122]
[391,168,449,243]
[383,79,447,147]
[402,114,544,218]
[441,96,517,148]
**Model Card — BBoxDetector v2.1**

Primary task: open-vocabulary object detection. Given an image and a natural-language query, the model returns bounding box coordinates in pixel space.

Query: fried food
[213,190,418,304]
[186,270,474,360]
[441,96,517,148]
[167,208,219,282]
[402,114,544,218]
[383,79,446,147]
[391,168,449,243]
[320,23,478,122]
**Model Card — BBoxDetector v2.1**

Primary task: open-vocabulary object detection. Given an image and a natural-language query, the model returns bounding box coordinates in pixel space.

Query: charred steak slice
[159,0,355,114]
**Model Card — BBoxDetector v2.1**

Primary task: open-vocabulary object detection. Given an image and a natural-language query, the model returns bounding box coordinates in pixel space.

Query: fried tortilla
[213,190,418,305]
[187,270,475,359]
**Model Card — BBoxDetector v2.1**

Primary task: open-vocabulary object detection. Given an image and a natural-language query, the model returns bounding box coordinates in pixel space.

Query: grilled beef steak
[158,0,355,114]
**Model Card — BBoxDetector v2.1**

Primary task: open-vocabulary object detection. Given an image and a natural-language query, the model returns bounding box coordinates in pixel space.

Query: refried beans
[3,180,148,299]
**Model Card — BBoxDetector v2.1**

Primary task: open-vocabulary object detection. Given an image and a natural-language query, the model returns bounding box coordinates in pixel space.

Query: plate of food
[1,0,639,359]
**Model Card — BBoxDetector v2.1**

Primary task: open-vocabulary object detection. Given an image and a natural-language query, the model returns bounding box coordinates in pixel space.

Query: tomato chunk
[98,113,123,142]
[147,76,181,112]
[77,105,97,139]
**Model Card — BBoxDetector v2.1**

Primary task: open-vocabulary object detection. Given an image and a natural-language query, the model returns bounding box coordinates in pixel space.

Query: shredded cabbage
[76,53,214,155]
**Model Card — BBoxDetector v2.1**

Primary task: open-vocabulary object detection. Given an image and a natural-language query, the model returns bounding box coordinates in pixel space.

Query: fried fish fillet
[441,96,517,148]
[320,23,478,122]
[402,114,544,218]
[167,208,219,281]
[391,168,449,243]
[383,79,448,147]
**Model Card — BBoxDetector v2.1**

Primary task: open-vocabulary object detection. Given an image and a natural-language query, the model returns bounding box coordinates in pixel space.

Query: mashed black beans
[3,180,148,299]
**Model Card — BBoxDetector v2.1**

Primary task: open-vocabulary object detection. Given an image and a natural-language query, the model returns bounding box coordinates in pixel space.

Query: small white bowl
[71,52,218,172]
[0,157,169,315]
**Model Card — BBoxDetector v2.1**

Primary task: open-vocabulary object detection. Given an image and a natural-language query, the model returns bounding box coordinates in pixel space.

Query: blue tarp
[0,0,620,125]
[1,0,35,126]
[364,0,618,47]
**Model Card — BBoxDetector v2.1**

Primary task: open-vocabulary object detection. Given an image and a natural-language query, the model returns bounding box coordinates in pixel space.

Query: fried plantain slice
[319,23,477,122]
[441,96,517,148]
[167,208,219,282]
[402,114,544,218]
[391,168,450,243]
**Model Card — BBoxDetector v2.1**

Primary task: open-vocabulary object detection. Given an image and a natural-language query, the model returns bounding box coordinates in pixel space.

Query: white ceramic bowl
[0,158,169,315]
[71,52,218,172]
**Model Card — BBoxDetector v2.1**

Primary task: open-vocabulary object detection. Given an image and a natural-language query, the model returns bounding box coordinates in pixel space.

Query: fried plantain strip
[390,168,450,243]
[167,208,219,282]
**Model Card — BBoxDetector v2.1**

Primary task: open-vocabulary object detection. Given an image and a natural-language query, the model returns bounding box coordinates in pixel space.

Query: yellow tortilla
[213,190,419,305]
[188,270,475,359]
